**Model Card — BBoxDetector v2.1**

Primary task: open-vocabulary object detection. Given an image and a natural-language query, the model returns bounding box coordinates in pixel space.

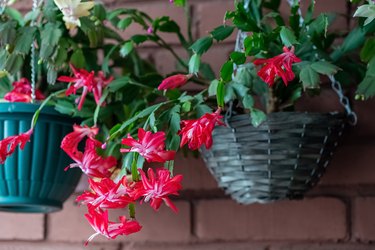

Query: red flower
[61,124,99,163]
[121,128,176,163]
[85,206,142,244]
[58,64,95,110]
[158,74,192,90]
[76,177,134,209]
[93,71,113,105]
[65,138,117,178]
[179,109,224,150]
[253,46,301,87]
[4,78,45,103]
[134,168,183,213]
[58,65,113,110]
[0,129,33,164]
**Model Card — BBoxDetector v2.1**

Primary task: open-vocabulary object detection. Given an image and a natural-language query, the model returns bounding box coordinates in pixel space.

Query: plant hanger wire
[30,0,42,103]
[227,0,357,125]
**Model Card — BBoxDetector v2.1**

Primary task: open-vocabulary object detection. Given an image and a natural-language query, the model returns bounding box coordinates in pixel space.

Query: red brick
[174,153,218,191]
[0,242,118,250]
[0,213,44,240]
[352,98,375,137]
[353,197,375,242]
[196,0,236,40]
[195,198,347,241]
[124,242,268,250]
[48,196,191,243]
[319,143,375,186]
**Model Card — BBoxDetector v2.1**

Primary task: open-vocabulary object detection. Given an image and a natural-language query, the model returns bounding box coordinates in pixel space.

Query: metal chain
[30,0,40,103]
[285,0,357,125]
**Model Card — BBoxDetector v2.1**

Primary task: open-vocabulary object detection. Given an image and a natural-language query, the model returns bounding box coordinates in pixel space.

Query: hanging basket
[200,112,346,204]
[0,103,82,213]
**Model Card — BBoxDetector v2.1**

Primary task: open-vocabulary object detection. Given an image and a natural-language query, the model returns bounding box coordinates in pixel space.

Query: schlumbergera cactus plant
[0,0,372,244]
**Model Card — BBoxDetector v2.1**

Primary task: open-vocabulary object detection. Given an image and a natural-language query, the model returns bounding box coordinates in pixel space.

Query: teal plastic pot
[0,103,82,213]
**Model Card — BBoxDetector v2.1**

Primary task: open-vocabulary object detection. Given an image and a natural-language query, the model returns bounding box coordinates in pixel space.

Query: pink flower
[76,177,134,209]
[85,206,142,244]
[179,109,224,150]
[121,128,176,163]
[4,78,45,103]
[147,26,153,34]
[0,129,33,164]
[157,74,192,90]
[253,46,301,87]
[58,64,95,110]
[134,168,183,213]
[65,138,117,178]
[61,124,99,163]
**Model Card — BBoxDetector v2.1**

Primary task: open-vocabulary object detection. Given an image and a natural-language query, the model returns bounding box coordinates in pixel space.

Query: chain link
[30,0,41,103]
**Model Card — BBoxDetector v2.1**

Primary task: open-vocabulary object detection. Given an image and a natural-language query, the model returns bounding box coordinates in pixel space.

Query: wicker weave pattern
[200,112,346,204]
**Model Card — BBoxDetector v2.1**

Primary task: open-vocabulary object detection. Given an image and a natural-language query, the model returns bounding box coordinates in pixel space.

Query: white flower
[54,0,95,30]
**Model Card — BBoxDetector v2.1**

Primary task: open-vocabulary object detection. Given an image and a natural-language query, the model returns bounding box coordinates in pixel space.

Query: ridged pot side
[0,103,82,213]
[200,112,346,204]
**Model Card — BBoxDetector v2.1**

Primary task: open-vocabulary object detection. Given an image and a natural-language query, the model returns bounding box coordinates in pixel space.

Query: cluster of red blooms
[0,46,301,243]
[4,78,45,103]
[60,125,185,244]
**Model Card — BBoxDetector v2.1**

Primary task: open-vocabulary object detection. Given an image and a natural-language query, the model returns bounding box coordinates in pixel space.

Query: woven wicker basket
[200,112,346,204]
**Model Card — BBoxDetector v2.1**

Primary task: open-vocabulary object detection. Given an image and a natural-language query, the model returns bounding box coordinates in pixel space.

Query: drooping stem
[266,86,278,113]
[131,153,140,182]
[30,89,66,129]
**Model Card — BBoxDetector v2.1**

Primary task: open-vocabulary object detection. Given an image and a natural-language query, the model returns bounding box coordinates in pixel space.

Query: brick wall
[4,0,375,249]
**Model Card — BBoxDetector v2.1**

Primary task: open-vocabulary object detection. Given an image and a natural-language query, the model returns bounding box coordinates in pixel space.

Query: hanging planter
[0,102,81,213]
[200,111,346,204]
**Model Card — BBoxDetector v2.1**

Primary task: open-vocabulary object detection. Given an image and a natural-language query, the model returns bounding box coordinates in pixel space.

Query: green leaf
[14,26,36,54]
[173,0,186,7]
[220,61,234,82]
[47,67,57,84]
[360,38,375,62]
[5,8,24,25]
[308,14,329,37]
[4,53,23,75]
[356,57,375,98]
[299,65,320,89]
[169,105,181,134]
[230,52,246,65]
[216,80,225,107]
[108,76,131,92]
[131,34,149,45]
[210,25,235,41]
[182,101,191,112]
[208,79,219,96]
[117,17,133,30]
[190,36,213,55]
[93,4,107,21]
[120,41,134,57]
[311,61,340,75]
[280,26,298,47]
[0,21,16,45]
[244,33,264,56]
[188,54,201,74]
[40,23,62,59]
[250,108,266,127]
[70,49,86,68]
[242,94,254,109]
